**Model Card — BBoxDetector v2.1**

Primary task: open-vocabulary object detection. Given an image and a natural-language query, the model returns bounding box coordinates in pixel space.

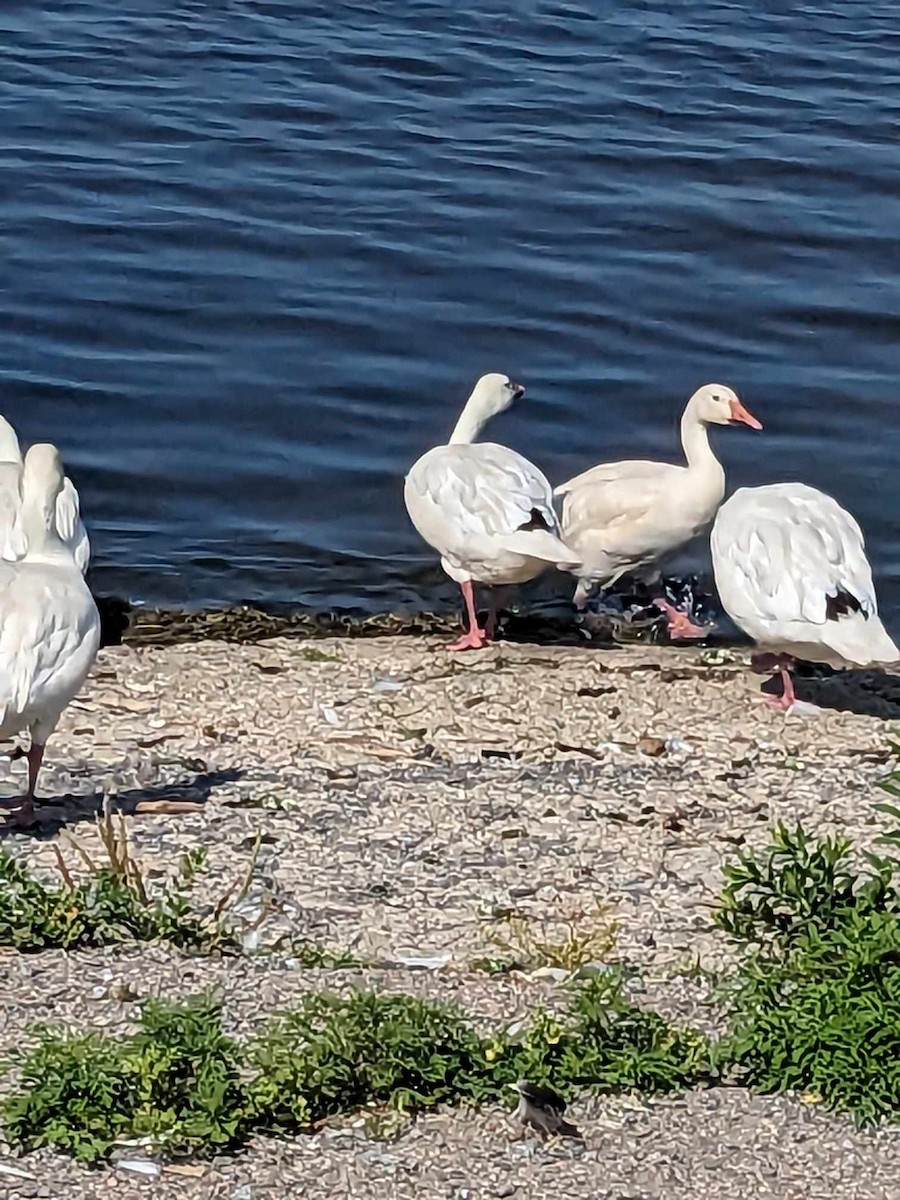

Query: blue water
[2,2,899,614]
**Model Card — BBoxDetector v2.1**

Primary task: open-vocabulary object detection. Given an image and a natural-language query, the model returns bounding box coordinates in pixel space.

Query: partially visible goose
[0,417,26,561]
[0,414,91,573]
[0,444,101,826]
[555,384,761,638]
[711,482,898,710]
[404,373,580,650]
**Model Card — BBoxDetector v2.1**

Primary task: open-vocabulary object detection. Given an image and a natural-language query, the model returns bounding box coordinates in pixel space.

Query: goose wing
[556,461,684,534]
[406,441,565,541]
[0,565,100,729]
[712,483,876,627]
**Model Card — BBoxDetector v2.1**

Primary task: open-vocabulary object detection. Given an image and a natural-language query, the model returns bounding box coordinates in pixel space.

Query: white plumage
[404,374,578,650]
[0,443,100,826]
[54,477,91,574]
[555,384,761,636]
[0,415,90,573]
[711,483,898,707]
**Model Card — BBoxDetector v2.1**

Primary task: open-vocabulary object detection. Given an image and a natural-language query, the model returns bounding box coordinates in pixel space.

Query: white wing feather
[557,463,685,535]
[0,563,100,738]
[712,483,898,666]
[55,477,91,574]
[0,464,26,563]
[415,444,556,536]
[406,442,578,570]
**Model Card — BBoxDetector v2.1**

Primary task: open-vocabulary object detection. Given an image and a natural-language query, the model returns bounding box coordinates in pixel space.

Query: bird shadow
[762,669,900,720]
[0,768,244,841]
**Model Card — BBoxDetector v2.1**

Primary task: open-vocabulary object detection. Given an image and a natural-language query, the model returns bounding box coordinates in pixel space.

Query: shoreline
[95,594,747,650]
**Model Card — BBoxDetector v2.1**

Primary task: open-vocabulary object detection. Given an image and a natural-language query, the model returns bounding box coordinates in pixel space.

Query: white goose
[0,415,90,573]
[555,384,761,638]
[404,373,580,650]
[711,482,899,710]
[0,444,101,827]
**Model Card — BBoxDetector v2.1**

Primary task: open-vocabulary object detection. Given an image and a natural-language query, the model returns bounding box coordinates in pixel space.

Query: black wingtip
[825,589,867,622]
[518,507,551,532]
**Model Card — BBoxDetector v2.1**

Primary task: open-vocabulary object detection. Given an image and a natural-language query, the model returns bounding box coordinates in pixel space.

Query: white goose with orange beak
[555,384,761,638]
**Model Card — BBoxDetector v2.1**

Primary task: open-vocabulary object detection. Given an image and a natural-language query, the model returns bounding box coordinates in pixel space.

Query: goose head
[468,373,525,421]
[687,384,762,430]
[449,373,526,444]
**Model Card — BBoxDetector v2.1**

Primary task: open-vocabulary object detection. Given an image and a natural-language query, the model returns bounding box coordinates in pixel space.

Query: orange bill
[729,398,763,430]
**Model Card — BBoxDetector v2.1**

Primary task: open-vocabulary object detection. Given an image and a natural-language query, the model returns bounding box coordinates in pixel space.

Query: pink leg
[3,742,43,827]
[652,597,707,640]
[447,580,488,652]
[756,655,797,711]
[26,742,44,799]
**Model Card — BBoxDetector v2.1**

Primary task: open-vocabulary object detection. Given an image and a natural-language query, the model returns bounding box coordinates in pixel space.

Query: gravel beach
[2,633,900,1199]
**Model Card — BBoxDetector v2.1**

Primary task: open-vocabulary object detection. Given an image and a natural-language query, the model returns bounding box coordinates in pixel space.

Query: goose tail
[501,528,581,569]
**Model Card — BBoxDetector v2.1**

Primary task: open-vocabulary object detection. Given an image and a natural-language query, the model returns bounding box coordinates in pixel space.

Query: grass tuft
[512,973,711,1096]
[0,808,245,953]
[477,904,618,975]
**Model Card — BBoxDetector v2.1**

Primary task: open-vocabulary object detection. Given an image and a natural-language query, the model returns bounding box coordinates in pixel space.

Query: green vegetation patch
[1,976,708,1165]
[0,810,243,953]
[715,809,900,1125]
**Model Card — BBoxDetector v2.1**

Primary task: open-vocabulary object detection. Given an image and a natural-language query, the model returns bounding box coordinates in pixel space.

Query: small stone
[118,1160,160,1178]
[108,981,140,1003]
[530,966,569,982]
[637,735,667,757]
[392,950,452,970]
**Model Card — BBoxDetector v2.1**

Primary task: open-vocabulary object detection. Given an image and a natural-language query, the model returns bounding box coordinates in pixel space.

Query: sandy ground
[1,634,900,1199]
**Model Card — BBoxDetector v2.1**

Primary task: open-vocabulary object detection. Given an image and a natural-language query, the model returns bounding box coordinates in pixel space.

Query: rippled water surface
[2,2,899,613]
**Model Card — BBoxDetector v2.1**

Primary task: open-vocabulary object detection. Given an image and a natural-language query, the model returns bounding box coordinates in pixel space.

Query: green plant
[469,954,519,976]
[1,1029,138,1163]
[877,740,900,804]
[2,979,706,1164]
[716,822,900,950]
[128,996,251,1154]
[482,904,618,974]
[718,909,900,1123]
[0,809,254,953]
[248,991,498,1130]
[2,996,252,1164]
[289,939,364,970]
[716,812,900,1124]
[512,974,711,1095]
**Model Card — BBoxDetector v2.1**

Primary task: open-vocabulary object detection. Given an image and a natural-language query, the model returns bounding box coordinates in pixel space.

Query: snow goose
[555,384,761,638]
[0,444,101,826]
[0,413,90,572]
[404,373,579,650]
[711,482,899,710]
